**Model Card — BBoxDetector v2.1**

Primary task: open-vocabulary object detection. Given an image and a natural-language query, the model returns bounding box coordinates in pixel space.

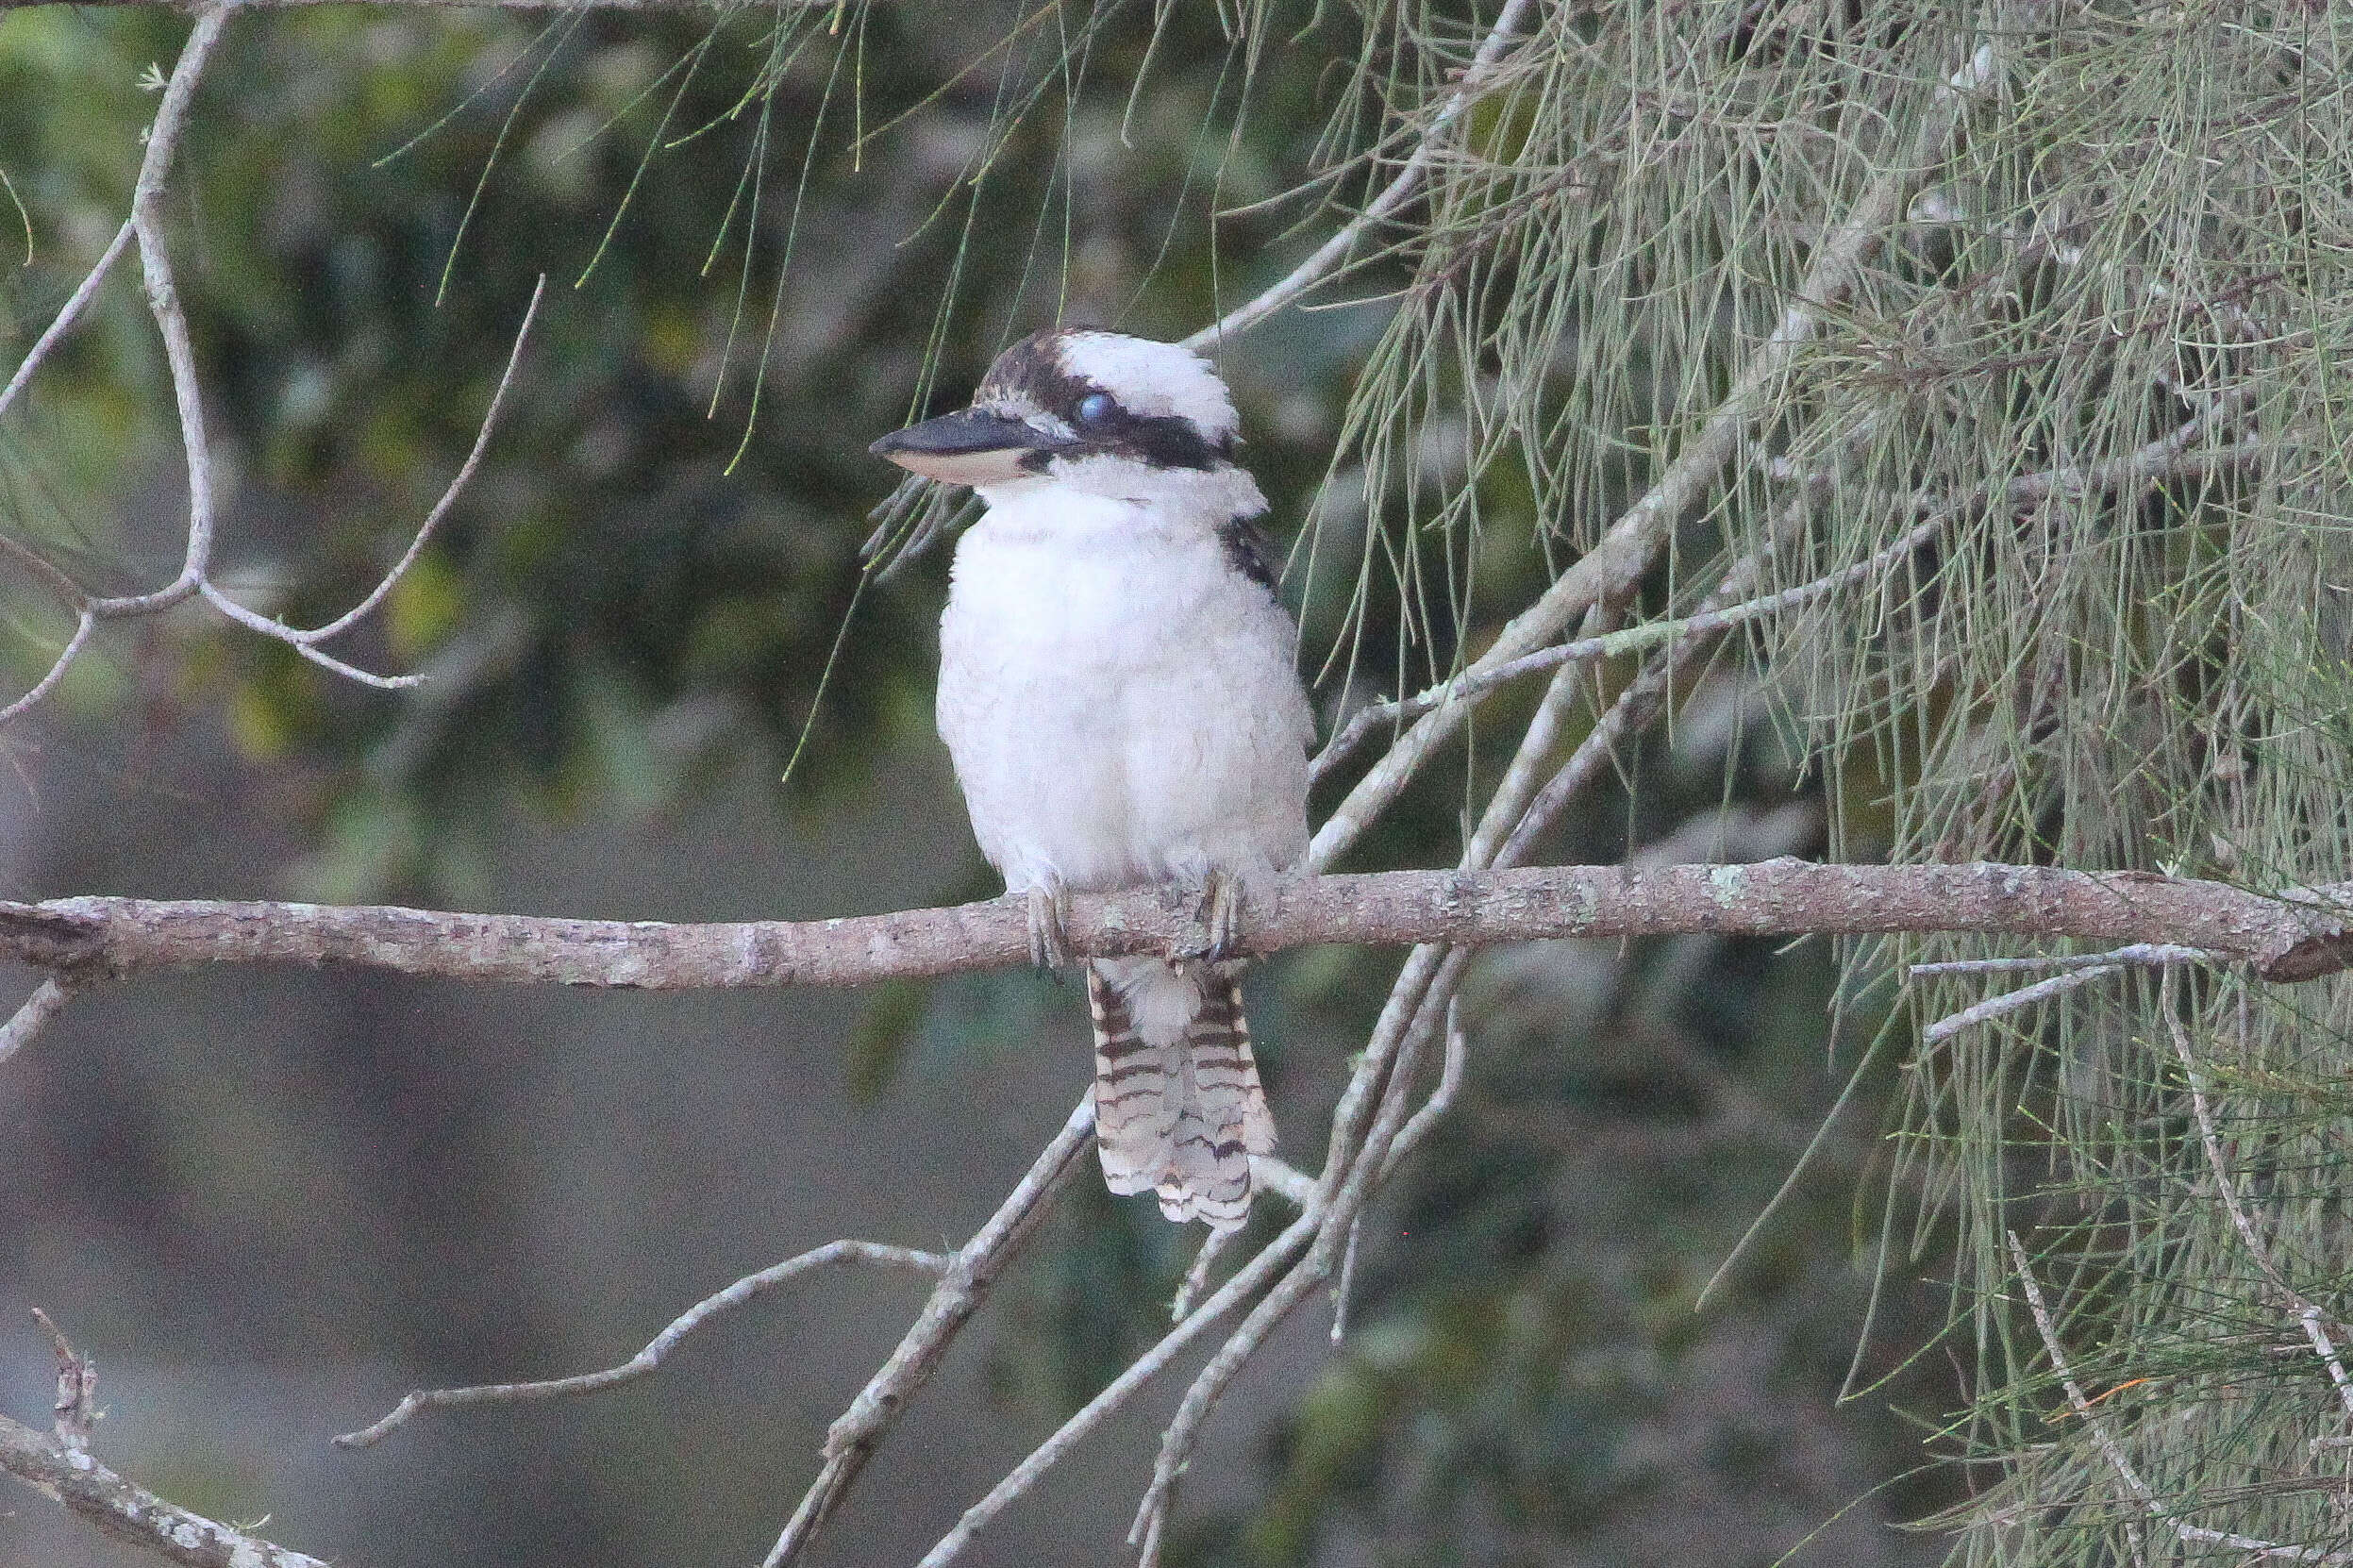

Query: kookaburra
[871,328,1312,1229]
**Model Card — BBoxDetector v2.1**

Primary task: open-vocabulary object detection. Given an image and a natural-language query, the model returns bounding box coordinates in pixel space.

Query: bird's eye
[1076,392,1115,425]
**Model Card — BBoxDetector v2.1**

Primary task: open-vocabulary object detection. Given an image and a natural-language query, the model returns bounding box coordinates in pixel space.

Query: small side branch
[0,974,80,1067]
[2008,1231,2353,1568]
[0,55,542,720]
[0,220,134,422]
[3,1318,329,1568]
[1309,34,1988,870]
[1919,945,2207,1046]
[1313,422,2263,789]
[1182,0,1538,347]
[335,1239,952,1449]
[762,1101,1095,1567]
[2161,981,2353,1426]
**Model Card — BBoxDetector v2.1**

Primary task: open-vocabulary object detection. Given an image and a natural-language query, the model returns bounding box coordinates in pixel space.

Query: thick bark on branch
[2,859,2345,992]
[0,1413,329,1568]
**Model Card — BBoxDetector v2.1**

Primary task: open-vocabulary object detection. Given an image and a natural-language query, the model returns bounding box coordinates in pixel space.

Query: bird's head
[871,329,1245,501]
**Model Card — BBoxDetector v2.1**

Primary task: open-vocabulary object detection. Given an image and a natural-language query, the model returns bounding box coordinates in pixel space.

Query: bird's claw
[1026,880,1072,971]
[1176,869,1244,963]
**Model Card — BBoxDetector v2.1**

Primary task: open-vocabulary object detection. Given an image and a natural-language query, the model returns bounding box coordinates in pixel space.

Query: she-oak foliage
[5,0,2353,1564]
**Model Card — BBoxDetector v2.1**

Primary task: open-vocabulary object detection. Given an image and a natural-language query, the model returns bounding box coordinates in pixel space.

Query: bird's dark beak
[870,409,1067,487]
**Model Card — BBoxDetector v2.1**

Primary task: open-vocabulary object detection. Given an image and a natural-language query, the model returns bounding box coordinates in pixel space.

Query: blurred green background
[0,5,1955,1564]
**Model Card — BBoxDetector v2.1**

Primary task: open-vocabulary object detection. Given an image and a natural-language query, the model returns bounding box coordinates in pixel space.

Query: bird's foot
[1174,869,1245,963]
[1026,877,1073,972]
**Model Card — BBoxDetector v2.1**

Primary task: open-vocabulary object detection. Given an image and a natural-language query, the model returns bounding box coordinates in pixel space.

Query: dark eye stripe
[977,328,1235,472]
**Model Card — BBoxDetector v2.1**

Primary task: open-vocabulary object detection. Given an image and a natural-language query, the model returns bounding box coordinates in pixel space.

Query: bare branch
[2172,1527,2353,1566]
[0,976,80,1068]
[2300,1309,2353,1430]
[0,219,134,424]
[1,23,537,723]
[217,275,548,650]
[108,5,234,620]
[2,1410,329,1568]
[0,610,95,727]
[1310,42,1989,870]
[2007,1228,2156,1567]
[1310,430,2266,788]
[762,1101,1095,1567]
[1386,993,1465,1174]
[335,1239,952,1449]
[1171,1224,1242,1325]
[2008,1230,2353,1568]
[0,862,2342,996]
[1182,0,1538,349]
[1923,957,2176,1046]
[0,0,832,9]
[31,1309,97,1452]
[911,1207,1323,1568]
[1911,943,2211,977]
[2161,979,2353,1434]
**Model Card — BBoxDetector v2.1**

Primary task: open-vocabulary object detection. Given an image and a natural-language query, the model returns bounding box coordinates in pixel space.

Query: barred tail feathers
[1086,958,1274,1229]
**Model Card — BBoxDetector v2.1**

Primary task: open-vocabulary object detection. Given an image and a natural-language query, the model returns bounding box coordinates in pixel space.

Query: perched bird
[871,328,1313,1229]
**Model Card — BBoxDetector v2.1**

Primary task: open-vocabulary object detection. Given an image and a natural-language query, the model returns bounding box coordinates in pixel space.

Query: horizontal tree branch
[0,0,807,10]
[2,859,2346,995]
[0,1412,329,1568]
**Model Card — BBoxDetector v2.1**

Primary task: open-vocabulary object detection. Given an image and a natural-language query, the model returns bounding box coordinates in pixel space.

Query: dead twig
[335,1240,953,1449]
[3,1322,329,1568]
[761,1101,1094,1567]
[0,975,80,1069]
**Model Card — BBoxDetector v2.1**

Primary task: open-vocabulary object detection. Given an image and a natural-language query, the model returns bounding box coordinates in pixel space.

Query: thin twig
[2161,977,2353,1426]
[0,219,135,424]
[1915,942,2209,1048]
[910,1207,1322,1568]
[2300,1309,2353,1428]
[1314,424,2264,789]
[0,609,95,726]
[2173,1527,2353,1565]
[1911,943,2210,976]
[31,1308,96,1452]
[1182,0,1539,349]
[0,8,226,731]
[762,1101,1095,1567]
[1312,518,1937,784]
[1327,1216,1364,1345]
[1923,962,2146,1045]
[108,5,233,620]
[1309,45,1986,870]
[333,1240,953,1449]
[1332,992,1468,1343]
[1171,1224,1241,1323]
[2007,1231,2152,1496]
[1,1412,331,1568]
[2,27,539,722]
[1386,994,1465,1173]
[2006,1231,2353,1566]
[2162,975,2310,1309]
[1132,949,1469,1563]
[2008,1229,2155,1568]
[217,275,548,649]
[0,975,78,1069]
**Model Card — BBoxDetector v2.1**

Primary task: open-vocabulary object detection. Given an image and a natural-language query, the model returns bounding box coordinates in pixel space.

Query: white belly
[936,492,1312,896]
